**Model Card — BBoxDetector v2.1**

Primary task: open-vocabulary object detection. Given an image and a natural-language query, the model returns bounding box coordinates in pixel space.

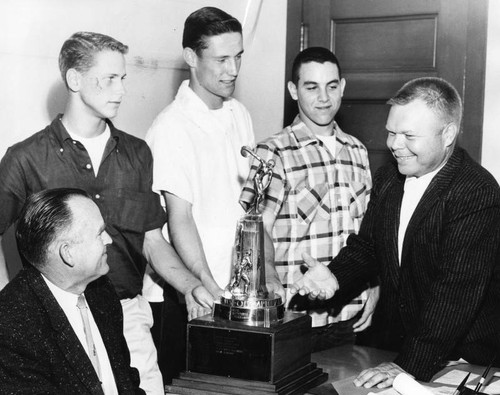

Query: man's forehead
[298,61,340,81]
[201,32,243,55]
[88,50,126,72]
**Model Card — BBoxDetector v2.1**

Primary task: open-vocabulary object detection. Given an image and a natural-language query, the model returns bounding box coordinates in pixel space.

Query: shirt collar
[52,115,119,146]
[176,80,234,113]
[289,115,351,150]
[41,273,80,312]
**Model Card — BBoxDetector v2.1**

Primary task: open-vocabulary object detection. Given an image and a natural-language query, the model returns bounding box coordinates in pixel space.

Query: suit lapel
[401,149,462,265]
[26,267,104,394]
[383,172,405,287]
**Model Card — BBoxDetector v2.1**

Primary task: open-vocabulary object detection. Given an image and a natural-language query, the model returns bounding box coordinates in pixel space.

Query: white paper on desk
[434,370,479,386]
[367,387,453,395]
[393,373,434,395]
[434,369,500,394]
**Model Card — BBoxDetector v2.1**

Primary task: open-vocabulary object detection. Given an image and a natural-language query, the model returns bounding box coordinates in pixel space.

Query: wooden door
[285,0,488,174]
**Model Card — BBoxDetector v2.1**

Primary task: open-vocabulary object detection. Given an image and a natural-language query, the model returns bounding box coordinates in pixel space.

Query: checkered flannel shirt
[240,116,372,323]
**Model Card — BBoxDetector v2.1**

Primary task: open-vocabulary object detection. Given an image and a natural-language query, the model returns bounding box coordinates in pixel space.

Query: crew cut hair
[387,77,463,127]
[291,47,342,85]
[15,188,90,269]
[182,6,242,55]
[59,31,128,88]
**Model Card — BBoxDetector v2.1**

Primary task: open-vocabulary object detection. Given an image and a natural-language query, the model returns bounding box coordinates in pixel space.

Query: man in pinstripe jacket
[291,77,500,388]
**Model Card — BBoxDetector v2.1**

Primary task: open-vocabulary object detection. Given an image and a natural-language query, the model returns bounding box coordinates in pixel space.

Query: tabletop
[309,344,499,395]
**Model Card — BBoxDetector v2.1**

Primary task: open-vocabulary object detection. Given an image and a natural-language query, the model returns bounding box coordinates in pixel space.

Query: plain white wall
[0,0,287,159]
[482,1,500,183]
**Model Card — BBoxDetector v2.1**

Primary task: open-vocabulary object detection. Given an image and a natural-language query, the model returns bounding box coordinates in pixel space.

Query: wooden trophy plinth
[166,312,327,395]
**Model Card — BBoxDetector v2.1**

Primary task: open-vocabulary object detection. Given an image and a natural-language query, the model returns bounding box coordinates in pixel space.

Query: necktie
[76,294,102,381]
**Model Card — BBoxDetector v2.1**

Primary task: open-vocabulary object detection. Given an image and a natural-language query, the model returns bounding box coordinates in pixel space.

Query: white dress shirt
[42,275,118,395]
[398,165,444,264]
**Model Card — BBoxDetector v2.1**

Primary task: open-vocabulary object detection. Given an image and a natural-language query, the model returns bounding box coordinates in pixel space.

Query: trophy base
[213,294,285,327]
[165,312,327,394]
[166,363,328,394]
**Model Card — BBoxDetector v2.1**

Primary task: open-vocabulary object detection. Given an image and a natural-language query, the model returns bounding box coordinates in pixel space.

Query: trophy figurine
[213,146,285,327]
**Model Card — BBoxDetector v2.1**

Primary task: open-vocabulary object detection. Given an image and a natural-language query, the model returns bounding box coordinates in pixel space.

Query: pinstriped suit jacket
[0,266,145,394]
[331,147,500,381]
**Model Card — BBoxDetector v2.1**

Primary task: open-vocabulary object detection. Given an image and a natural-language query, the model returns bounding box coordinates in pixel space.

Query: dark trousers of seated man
[150,283,187,384]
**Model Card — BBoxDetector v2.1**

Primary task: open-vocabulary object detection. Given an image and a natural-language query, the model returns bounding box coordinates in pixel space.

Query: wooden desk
[309,344,499,394]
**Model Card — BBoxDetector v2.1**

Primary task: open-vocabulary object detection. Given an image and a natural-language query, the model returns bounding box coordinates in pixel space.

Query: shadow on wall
[47,80,67,119]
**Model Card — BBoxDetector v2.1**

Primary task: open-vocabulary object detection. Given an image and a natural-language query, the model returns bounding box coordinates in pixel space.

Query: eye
[328,84,338,90]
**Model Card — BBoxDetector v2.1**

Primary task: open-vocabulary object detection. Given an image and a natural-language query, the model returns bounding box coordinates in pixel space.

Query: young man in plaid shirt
[240,47,379,350]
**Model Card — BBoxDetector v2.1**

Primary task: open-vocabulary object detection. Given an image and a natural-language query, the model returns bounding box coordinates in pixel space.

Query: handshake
[289,252,339,300]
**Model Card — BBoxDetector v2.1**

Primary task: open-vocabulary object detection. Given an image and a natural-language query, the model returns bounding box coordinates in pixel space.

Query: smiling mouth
[394,154,414,161]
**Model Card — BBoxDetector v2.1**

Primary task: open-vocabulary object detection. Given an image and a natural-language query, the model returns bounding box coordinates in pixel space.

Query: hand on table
[354,362,408,389]
[185,284,216,321]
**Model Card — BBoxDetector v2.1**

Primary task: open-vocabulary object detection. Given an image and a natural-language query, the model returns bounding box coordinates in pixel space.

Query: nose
[318,87,329,102]
[387,133,405,151]
[116,79,126,96]
[102,230,113,246]
[226,57,240,77]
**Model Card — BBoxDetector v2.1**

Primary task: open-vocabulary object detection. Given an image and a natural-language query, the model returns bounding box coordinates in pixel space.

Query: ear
[442,123,459,147]
[340,78,346,97]
[287,81,298,101]
[59,242,75,268]
[66,68,81,93]
[183,47,197,68]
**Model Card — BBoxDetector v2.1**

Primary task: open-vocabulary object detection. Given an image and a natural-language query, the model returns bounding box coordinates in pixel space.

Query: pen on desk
[474,357,495,394]
[452,372,470,395]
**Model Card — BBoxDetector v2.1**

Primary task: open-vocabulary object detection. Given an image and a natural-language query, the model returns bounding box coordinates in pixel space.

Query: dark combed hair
[59,31,128,88]
[387,77,463,127]
[291,47,342,85]
[15,188,90,268]
[182,6,242,55]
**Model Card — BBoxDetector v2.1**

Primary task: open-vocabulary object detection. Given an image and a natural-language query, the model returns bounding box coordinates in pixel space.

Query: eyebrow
[215,49,245,59]
[303,79,340,85]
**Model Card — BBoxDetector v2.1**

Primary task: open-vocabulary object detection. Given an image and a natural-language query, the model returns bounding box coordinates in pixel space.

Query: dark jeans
[311,313,360,352]
[149,283,187,384]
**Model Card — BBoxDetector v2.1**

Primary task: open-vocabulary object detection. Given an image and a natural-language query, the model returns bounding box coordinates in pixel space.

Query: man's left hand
[353,362,407,389]
[353,284,380,332]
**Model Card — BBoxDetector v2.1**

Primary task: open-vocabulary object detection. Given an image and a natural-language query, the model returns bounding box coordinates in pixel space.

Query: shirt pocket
[294,182,331,225]
[103,189,152,234]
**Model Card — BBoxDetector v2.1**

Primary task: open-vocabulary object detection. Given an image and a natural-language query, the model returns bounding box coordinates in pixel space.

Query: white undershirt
[68,126,110,176]
[317,134,337,156]
[398,165,444,264]
[42,275,118,395]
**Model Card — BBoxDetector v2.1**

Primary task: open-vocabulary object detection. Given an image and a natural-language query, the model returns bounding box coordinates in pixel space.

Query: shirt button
[86,164,92,170]
[95,194,100,200]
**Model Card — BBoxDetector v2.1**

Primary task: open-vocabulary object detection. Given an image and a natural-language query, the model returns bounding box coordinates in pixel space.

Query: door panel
[286,0,488,174]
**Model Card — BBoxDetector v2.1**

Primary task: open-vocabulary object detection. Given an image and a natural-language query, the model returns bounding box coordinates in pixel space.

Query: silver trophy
[213,146,284,327]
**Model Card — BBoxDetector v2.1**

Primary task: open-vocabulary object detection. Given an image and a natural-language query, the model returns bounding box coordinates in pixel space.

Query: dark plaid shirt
[0,116,166,298]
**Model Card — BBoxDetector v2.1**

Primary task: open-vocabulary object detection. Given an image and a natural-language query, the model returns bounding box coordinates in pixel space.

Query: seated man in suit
[0,188,144,394]
[291,77,500,388]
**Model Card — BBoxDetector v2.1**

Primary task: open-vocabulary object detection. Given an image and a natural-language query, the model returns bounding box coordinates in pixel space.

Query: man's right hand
[185,284,217,321]
[289,252,339,300]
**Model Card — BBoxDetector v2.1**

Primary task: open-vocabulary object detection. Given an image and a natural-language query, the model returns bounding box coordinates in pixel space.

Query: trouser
[311,313,360,352]
[150,283,187,384]
[122,295,164,394]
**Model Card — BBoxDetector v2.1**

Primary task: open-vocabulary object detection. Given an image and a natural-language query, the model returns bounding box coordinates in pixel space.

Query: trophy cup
[212,146,284,326]
[166,147,327,395]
